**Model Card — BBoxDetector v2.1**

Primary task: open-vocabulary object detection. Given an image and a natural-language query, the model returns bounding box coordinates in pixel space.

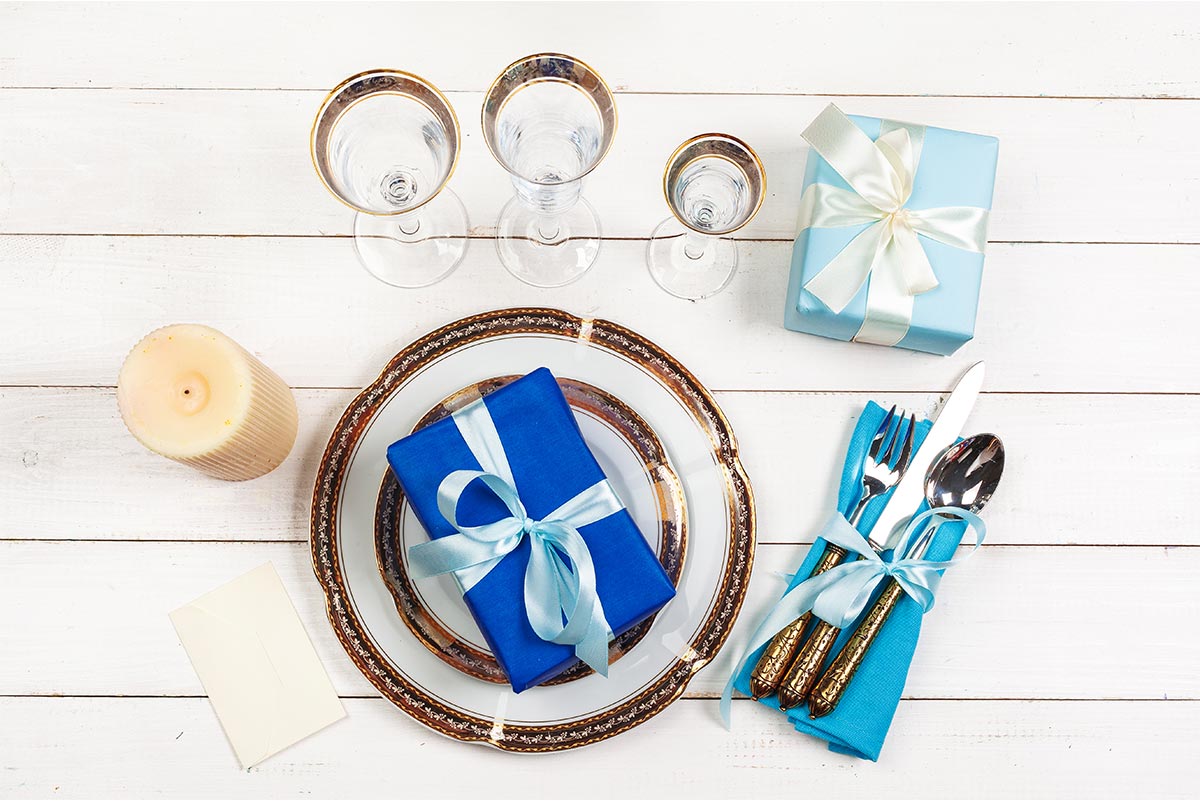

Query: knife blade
[866,361,985,551]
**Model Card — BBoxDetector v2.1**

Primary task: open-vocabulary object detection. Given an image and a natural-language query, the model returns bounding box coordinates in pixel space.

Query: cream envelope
[170,562,345,768]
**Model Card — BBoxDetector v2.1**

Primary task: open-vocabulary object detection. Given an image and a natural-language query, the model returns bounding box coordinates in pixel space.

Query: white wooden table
[2,2,1198,797]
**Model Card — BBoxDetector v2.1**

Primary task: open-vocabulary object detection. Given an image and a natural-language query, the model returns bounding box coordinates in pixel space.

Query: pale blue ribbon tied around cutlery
[724,401,986,760]
[406,396,621,676]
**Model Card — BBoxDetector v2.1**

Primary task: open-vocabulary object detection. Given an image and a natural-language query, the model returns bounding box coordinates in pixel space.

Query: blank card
[170,562,345,768]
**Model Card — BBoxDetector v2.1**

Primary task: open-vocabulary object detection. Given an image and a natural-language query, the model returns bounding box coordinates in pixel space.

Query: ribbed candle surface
[117,324,298,481]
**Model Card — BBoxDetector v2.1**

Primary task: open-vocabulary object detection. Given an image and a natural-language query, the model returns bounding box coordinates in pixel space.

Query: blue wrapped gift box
[386,368,676,692]
[784,113,999,355]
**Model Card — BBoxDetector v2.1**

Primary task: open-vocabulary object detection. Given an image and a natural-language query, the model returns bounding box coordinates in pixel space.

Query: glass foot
[646,218,738,300]
[352,189,469,288]
[495,197,601,288]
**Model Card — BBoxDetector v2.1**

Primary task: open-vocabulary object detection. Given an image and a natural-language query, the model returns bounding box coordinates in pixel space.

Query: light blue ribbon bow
[406,397,622,676]
[720,506,985,725]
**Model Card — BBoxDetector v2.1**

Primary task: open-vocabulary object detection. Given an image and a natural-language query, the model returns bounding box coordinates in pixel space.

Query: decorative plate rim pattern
[310,307,756,752]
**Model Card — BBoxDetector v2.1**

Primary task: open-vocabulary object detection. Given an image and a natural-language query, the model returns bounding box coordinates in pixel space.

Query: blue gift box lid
[784,113,999,355]
[386,368,676,692]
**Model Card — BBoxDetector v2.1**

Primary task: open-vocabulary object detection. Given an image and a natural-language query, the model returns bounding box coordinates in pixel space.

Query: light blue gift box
[783,114,999,356]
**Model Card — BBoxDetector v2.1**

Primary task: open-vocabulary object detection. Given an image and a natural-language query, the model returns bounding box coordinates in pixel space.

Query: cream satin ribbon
[798,104,990,347]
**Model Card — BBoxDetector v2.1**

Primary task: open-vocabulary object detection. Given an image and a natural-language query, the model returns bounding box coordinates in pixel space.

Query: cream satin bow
[798,104,990,346]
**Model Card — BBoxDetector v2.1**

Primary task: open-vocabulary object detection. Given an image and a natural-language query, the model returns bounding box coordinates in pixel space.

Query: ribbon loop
[804,104,908,211]
[406,396,623,676]
[719,507,984,726]
[798,104,990,346]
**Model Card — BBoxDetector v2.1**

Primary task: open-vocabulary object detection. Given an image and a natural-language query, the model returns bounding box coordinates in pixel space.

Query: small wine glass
[311,69,469,288]
[646,133,765,300]
[481,53,617,287]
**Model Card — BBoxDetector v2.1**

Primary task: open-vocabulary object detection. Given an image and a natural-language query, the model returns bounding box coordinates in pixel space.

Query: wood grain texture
[3,2,1200,98]
[1,697,1196,799]
[1,90,1199,242]
[2,386,1196,546]
[2,541,1196,701]
[2,2,1198,795]
[2,237,1198,393]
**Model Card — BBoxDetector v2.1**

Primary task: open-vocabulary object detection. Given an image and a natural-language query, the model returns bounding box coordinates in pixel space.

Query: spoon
[806,433,1005,719]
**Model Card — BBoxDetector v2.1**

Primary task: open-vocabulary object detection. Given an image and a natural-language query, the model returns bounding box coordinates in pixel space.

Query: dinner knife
[865,360,985,552]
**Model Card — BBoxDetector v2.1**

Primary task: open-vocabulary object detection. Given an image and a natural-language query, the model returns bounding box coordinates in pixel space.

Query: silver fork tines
[849,406,918,552]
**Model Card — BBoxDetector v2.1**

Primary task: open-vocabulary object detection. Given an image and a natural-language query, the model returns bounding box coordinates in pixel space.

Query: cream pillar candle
[117,324,299,481]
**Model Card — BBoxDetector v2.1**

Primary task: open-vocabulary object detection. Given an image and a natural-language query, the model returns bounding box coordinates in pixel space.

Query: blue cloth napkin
[734,401,968,760]
[386,367,677,693]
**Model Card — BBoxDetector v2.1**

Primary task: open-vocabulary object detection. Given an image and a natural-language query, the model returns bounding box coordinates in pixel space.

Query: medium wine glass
[311,69,469,288]
[647,133,765,300]
[481,53,617,287]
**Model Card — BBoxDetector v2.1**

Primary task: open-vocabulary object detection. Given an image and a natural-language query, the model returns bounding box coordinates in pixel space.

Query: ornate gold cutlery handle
[759,405,918,712]
[777,615,842,710]
[807,579,906,719]
[770,494,883,710]
[748,545,846,699]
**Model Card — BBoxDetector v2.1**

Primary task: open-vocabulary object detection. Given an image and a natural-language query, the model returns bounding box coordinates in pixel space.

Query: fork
[749,406,916,701]
[773,406,917,711]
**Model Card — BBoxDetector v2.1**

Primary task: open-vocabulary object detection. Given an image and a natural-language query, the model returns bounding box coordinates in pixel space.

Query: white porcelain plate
[311,308,755,752]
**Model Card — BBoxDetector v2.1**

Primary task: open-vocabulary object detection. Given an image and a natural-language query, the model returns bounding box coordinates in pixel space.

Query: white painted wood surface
[1,2,1197,798]
[3,540,1197,701]
[2,90,1199,242]
[3,238,1198,393]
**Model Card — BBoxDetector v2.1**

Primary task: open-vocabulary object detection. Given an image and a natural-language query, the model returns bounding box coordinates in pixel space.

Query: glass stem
[397,211,421,237]
[683,231,710,261]
[513,176,583,216]
[535,215,562,243]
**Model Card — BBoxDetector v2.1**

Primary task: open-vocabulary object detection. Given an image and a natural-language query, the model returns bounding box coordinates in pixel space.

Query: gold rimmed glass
[647,134,765,300]
[481,53,617,287]
[311,70,469,288]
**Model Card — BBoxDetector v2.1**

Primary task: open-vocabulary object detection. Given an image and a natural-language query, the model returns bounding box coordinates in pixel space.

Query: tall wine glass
[481,53,617,287]
[311,70,469,288]
[647,134,765,300]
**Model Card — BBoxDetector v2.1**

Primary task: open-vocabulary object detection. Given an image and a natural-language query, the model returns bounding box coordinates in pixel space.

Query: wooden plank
[1,90,1199,242]
[2,387,1196,546]
[1,540,1196,701]
[0,696,1195,798]
[3,2,1200,99]
[2,237,1197,393]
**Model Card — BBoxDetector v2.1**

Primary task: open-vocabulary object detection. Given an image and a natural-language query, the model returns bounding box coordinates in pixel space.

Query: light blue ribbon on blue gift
[720,505,985,726]
[406,396,622,676]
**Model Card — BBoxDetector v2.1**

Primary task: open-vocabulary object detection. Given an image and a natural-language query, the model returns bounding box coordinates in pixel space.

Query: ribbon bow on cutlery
[721,506,984,726]
[749,405,917,703]
[807,432,1004,719]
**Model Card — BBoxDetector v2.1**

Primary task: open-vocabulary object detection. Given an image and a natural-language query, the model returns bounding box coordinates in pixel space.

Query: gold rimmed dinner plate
[375,375,688,686]
[311,308,755,752]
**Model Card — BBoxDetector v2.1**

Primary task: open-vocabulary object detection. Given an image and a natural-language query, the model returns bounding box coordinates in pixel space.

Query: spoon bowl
[902,433,1004,560]
[926,433,1005,515]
